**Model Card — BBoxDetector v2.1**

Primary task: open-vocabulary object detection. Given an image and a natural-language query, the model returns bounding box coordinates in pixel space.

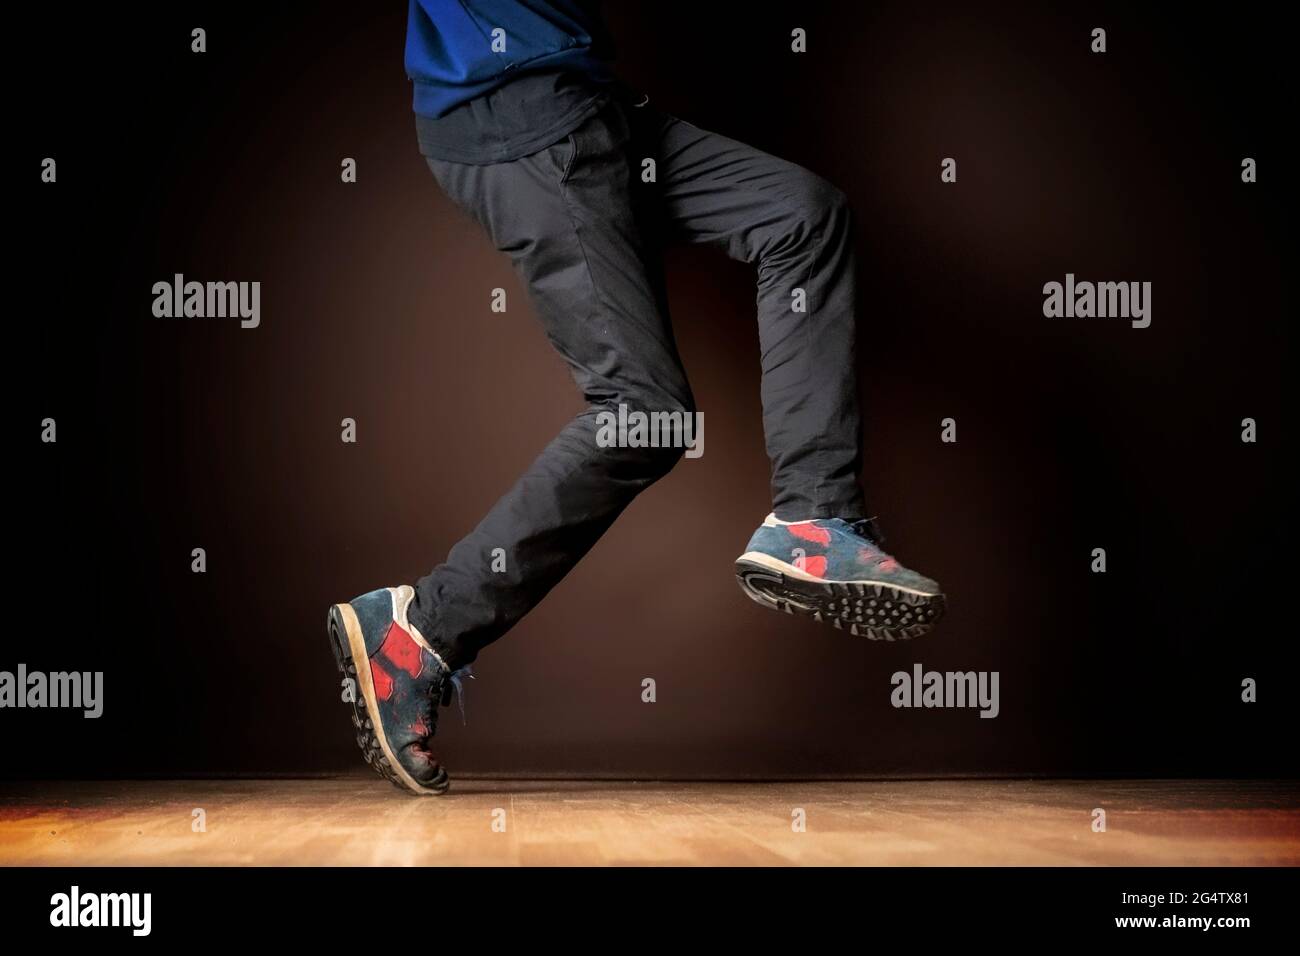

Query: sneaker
[735,514,945,641]
[326,585,469,795]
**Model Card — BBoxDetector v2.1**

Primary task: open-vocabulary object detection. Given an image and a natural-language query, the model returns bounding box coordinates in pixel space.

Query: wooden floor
[2,777,1297,866]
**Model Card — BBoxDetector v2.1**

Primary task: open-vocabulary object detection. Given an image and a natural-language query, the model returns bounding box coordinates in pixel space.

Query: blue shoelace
[441,665,475,725]
[849,516,886,546]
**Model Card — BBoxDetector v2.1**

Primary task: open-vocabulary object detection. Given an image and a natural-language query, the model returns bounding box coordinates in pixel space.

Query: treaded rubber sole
[735,559,945,641]
[326,604,450,796]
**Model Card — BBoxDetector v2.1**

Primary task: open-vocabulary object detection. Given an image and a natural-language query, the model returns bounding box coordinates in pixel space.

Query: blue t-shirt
[406,0,614,118]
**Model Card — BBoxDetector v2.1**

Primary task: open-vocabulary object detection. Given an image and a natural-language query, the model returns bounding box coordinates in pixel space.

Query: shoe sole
[734,552,946,641]
[326,603,450,796]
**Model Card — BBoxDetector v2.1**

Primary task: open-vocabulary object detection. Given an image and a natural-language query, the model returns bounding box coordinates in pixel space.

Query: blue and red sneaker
[735,514,946,640]
[326,585,469,795]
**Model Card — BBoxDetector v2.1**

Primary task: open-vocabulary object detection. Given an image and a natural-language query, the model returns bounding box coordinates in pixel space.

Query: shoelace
[848,516,887,547]
[438,665,475,726]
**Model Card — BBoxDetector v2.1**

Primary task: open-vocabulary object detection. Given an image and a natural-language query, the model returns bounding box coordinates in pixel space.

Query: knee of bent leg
[593,393,697,482]
[758,171,852,261]
[639,436,688,481]
[633,396,698,481]
[798,174,852,236]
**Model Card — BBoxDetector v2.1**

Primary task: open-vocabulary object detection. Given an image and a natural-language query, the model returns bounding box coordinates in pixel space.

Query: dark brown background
[9,1,1292,779]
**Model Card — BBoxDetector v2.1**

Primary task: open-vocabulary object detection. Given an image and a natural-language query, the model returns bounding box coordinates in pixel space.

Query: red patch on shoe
[788,522,831,545]
[877,557,899,571]
[379,621,425,679]
[370,660,394,701]
[803,555,828,578]
[409,716,430,737]
[408,746,439,770]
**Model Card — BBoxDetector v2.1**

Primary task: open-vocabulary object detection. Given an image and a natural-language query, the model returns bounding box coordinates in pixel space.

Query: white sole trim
[735,550,940,598]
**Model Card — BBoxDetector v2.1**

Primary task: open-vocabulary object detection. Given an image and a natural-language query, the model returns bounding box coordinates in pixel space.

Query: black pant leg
[409,101,694,668]
[642,109,866,522]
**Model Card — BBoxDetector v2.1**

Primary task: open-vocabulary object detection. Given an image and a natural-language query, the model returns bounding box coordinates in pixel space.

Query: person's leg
[408,99,692,670]
[641,108,866,522]
[633,104,945,639]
